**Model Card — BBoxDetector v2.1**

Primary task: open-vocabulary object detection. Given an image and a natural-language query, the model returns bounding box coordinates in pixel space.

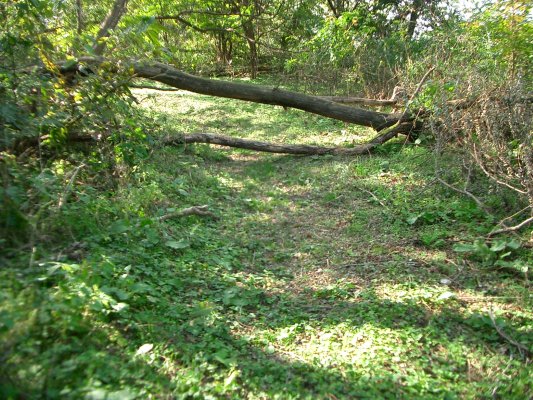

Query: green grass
[1,91,532,399]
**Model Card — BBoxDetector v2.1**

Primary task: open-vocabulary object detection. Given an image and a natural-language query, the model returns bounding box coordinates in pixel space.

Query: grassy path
[129,90,531,398]
[1,90,531,399]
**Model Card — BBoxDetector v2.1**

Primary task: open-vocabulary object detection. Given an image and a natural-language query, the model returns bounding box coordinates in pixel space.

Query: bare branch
[435,176,491,214]
[156,205,217,221]
[400,66,435,121]
[58,163,85,209]
[488,311,531,358]
[164,132,378,155]
[352,182,390,209]
[488,216,533,237]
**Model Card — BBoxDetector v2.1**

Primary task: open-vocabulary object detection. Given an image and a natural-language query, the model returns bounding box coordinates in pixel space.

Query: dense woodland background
[1,0,532,398]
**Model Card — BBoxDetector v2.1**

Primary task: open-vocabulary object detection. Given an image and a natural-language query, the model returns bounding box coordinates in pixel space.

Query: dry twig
[488,311,531,359]
[156,205,217,221]
[488,216,533,237]
[58,163,85,209]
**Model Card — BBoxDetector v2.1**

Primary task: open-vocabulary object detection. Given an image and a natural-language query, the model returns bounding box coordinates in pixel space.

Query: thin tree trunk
[93,0,129,55]
[241,16,258,78]
[76,0,85,35]
[163,126,410,155]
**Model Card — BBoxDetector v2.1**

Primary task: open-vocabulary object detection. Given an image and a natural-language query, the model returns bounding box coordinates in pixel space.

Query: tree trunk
[93,0,129,55]
[241,2,258,79]
[123,61,402,130]
[76,0,85,35]
[215,32,233,67]
[163,127,409,155]
[319,96,397,107]
[407,0,422,40]
[128,85,400,107]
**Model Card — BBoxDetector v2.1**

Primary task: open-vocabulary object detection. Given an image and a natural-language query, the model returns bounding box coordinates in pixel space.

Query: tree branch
[93,0,129,55]
[488,216,533,237]
[156,205,217,221]
[162,126,409,155]
[488,311,531,358]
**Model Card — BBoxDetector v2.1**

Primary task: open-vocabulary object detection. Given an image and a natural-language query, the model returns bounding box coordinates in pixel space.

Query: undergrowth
[1,91,531,399]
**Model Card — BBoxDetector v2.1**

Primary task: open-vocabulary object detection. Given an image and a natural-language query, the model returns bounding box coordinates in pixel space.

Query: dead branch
[162,125,411,155]
[488,216,533,237]
[7,120,412,157]
[352,182,390,209]
[488,311,531,359]
[435,176,491,215]
[156,205,217,221]
[400,66,435,122]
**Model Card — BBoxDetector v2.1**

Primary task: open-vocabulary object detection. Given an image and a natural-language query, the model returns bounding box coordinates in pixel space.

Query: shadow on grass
[2,147,530,399]
[3,219,529,398]
[100,261,531,398]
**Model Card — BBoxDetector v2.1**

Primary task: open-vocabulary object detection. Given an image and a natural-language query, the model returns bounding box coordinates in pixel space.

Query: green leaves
[109,219,131,234]
[222,287,261,309]
[453,238,522,268]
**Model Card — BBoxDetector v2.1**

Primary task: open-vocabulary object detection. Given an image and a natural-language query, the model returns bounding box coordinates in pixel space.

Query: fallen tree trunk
[12,58,423,157]
[9,121,413,156]
[132,62,400,129]
[319,96,397,107]
[128,85,399,107]
[65,58,403,130]
[13,58,422,156]
[163,125,412,155]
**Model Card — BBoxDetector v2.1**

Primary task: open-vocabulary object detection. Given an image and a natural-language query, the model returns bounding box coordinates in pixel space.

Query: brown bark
[163,125,411,155]
[319,96,397,107]
[125,60,401,129]
[93,0,129,55]
[128,84,400,107]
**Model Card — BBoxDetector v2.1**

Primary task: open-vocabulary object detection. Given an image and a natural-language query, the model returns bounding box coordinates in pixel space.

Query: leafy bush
[453,238,523,270]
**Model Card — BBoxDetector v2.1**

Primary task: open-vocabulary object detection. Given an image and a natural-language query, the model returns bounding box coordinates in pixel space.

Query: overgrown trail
[127,89,532,398]
[4,90,529,399]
